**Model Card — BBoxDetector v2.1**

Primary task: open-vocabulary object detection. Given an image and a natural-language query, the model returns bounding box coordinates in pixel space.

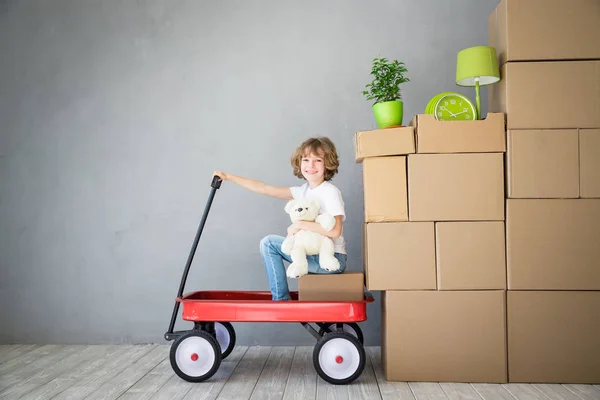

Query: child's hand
[287,222,302,236]
[213,170,228,181]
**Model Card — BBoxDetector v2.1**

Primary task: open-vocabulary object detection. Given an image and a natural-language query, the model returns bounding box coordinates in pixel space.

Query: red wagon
[165,177,374,385]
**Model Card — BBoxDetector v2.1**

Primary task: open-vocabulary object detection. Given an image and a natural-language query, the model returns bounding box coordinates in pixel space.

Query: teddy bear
[281,197,341,278]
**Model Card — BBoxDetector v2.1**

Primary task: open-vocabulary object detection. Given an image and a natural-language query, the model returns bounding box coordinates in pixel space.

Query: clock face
[434,93,476,121]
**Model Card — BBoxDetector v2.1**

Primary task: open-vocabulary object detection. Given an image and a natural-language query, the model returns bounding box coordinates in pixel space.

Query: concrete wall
[0,0,498,345]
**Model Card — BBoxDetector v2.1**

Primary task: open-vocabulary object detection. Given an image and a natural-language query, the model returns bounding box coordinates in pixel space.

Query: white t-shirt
[289,181,347,254]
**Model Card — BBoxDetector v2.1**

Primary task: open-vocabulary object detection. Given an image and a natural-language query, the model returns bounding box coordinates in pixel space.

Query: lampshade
[455,45,500,86]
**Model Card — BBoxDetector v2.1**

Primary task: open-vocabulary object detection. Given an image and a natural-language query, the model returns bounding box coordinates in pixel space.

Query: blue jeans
[259,234,347,300]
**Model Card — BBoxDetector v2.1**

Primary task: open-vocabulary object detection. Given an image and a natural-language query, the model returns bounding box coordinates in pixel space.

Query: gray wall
[0,0,498,345]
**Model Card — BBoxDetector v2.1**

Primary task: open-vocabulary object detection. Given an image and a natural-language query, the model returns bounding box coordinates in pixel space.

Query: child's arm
[295,216,343,239]
[213,171,293,200]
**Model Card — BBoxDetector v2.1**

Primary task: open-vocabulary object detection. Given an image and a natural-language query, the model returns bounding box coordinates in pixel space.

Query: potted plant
[362,57,410,128]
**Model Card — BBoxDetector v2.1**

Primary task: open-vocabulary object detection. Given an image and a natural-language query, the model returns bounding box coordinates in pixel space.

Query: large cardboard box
[580,129,600,198]
[506,199,600,290]
[435,222,506,290]
[298,271,364,301]
[489,61,600,129]
[382,291,507,383]
[363,222,436,290]
[506,129,579,199]
[354,126,415,162]
[508,291,600,384]
[410,113,506,154]
[507,129,600,199]
[362,156,408,222]
[408,153,504,221]
[489,0,600,66]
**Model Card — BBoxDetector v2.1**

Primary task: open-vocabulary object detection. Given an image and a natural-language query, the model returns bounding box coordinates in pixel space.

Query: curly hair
[290,137,339,181]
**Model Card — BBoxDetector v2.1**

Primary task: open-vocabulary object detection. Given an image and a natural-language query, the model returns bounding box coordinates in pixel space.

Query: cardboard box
[408,153,504,221]
[354,126,415,162]
[435,222,506,290]
[507,129,600,199]
[508,291,600,384]
[506,199,600,290]
[489,61,600,130]
[382,291,507,383]
[410,113,506,154]
[507,129,579,199]
[298,271,364,301]
[580,129,600,198]
[489,0,600,66]
[363,222,436,290]
[362,156,408,222]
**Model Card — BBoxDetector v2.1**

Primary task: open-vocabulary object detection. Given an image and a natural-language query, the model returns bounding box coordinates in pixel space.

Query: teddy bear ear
[284,200,295,214]
[309,197,320,210]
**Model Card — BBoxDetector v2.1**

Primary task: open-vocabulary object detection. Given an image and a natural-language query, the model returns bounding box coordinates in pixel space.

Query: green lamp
[455,45,500,120]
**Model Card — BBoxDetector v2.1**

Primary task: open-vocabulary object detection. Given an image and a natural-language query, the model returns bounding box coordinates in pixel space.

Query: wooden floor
[1,344,599,400]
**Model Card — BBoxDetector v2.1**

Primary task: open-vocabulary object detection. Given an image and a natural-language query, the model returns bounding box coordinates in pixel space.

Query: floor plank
[282,346,317,400]
[150,374,194,400]
[502,384,548,400]
[18,345,127,400]
[533,384,584,400]
[0,345,115,399]
[563,384,600,400]
[471,384,517,400]
[0,344,599,400]
[0,344,39,364]
[316,376,349,400]
[215,345,272,400]
[83,345,167,400]
[440,383,483,400]
[118,357,174,400]
[347,347,380,400]
[366,347,415,400]
[0,345,67,377]
[250,346,295,400]
[409,382,450,400]
[0,345,81,392]
[52,344,156,400]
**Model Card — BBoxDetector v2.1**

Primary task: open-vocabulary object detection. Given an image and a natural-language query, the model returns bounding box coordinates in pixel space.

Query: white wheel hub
[318,338,360,380]
[175,336,215,377]
[215,323,230,352]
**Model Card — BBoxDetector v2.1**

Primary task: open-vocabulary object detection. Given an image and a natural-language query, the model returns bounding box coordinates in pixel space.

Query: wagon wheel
[170,331,221,382]
[318,322,364,344]
[313,331,366,385]
[214,322,236,359]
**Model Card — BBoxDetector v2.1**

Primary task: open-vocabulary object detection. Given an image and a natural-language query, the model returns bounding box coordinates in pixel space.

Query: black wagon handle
[211,175,222,189]
[165,175,221,340]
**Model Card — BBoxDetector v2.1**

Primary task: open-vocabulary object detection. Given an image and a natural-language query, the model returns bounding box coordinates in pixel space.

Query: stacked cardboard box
[489,0,600,383]
[355,113,508,382]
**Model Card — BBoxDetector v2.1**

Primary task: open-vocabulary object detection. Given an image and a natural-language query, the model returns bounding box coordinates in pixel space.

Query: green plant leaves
[362,57,409,105]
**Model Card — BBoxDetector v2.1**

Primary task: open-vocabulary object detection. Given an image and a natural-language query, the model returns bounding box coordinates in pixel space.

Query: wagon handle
[165,175,221,339]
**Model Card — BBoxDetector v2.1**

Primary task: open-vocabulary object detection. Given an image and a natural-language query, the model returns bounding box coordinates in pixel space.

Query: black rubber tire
[170,331,221,382]
[318,322,364,345]
[215,322,236,360]
[313,331,366,385]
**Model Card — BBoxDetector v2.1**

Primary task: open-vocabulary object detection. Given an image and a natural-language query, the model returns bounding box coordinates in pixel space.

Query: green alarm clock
[425,92,477,121]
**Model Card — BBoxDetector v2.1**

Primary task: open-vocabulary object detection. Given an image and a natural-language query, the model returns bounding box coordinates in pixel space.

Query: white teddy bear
[281,197,341,278]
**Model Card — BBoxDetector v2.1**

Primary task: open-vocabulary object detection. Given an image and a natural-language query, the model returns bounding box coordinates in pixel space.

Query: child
[213,136,347,300]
